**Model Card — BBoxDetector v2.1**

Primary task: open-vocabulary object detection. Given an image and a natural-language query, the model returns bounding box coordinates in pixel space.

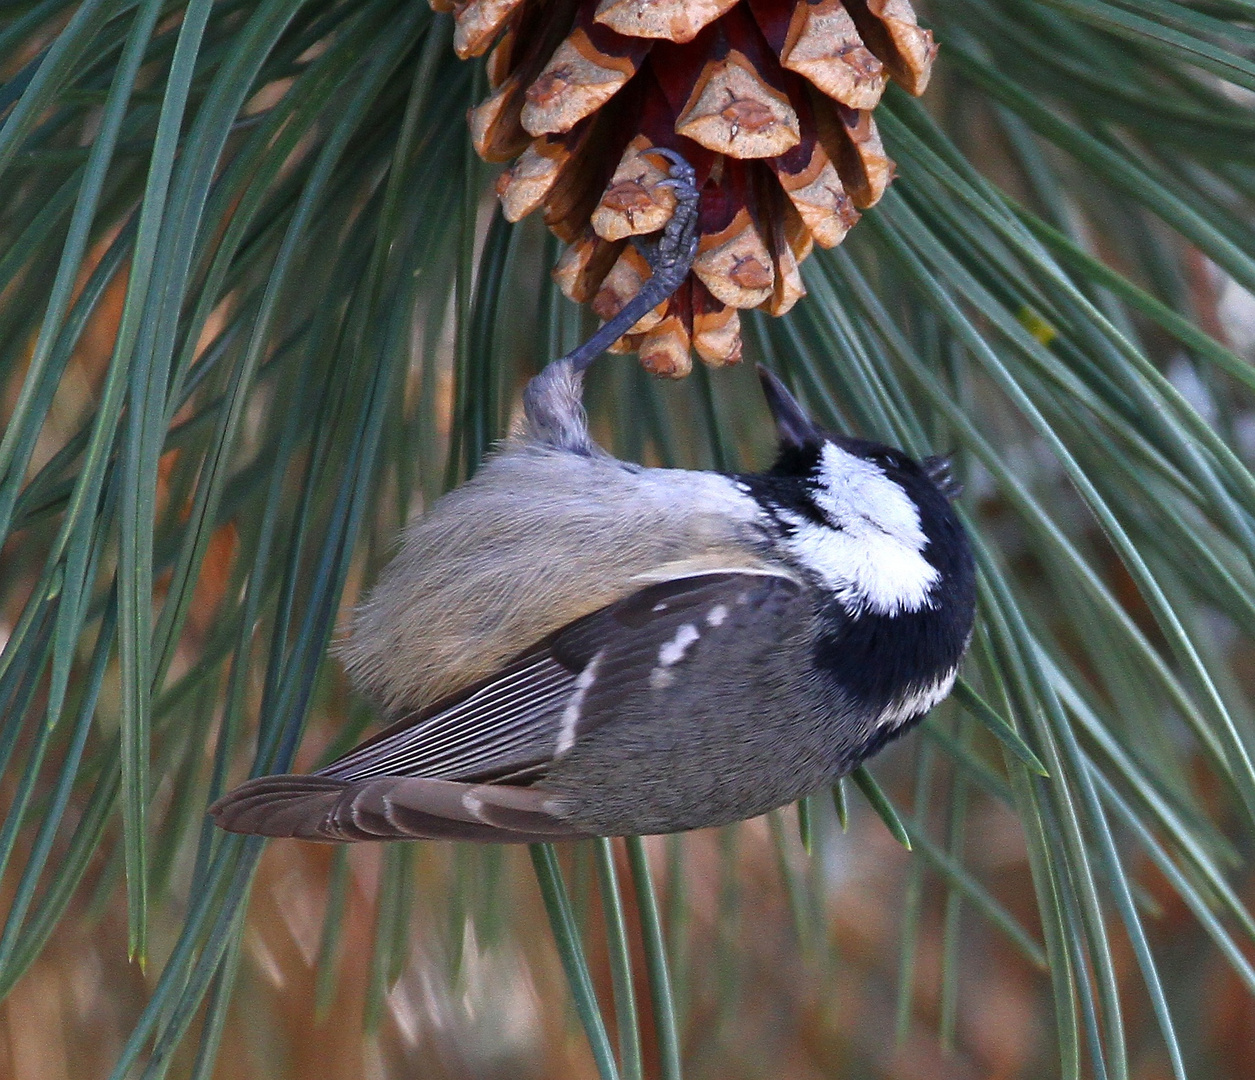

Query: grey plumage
[336,359,768,718]
[211,361,976,843]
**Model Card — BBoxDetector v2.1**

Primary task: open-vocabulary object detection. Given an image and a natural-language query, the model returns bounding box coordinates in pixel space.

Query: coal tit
[211,360,976,842]
[211,148,975,842]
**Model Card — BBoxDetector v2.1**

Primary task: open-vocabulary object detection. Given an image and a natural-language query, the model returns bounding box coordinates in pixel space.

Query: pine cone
[445,0,936,375]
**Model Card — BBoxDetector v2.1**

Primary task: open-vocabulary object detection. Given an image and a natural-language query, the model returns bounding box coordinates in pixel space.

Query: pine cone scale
[594,0,740,44]
[693,206,775,307]
[442,0,937,371]
[454,0,528,59]
[676,50,801,158]
[590,137,679,241]
[779,0,887,110]
[768,141,858,248]
[693,294,742,365]
[843,0,936,95]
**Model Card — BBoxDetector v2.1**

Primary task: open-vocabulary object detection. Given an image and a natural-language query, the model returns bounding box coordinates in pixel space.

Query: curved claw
[556,148,702,373]
[640,145,697,186]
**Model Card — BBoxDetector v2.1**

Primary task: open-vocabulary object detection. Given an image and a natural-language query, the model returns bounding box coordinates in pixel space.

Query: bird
[210,151,976,844]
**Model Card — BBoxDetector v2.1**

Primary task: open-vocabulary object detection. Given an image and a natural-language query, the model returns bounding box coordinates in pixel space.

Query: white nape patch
[659,623,700,666]
[877,667,958,728]
[556,651,603,755]
[786,442,939,615]
[462,790,486,820]
[706,604,728,627]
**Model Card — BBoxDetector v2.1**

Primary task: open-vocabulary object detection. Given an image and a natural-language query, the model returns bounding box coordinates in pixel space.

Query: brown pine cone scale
[443,0,937,373]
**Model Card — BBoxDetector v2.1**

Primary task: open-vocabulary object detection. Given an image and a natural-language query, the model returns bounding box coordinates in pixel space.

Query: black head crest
[758,366,820,450]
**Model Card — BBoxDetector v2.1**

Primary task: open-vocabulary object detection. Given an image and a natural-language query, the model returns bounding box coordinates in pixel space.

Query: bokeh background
[4,2,1255,1077]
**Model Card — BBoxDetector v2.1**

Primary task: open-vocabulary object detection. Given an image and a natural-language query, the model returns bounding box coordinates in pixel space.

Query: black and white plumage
[211,361,976,844]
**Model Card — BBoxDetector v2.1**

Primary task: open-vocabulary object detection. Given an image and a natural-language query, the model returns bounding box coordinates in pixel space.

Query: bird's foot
[556,147,702,373]
[635,146,701,295]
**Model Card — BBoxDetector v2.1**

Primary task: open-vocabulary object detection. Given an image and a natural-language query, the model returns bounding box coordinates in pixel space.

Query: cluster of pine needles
[3,1,1255,1077]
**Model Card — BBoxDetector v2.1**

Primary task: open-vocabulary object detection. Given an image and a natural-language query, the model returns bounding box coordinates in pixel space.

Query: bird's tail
[209,773,586,843]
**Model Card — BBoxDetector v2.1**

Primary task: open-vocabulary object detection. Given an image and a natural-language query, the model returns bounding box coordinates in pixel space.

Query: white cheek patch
[785,442,940,615]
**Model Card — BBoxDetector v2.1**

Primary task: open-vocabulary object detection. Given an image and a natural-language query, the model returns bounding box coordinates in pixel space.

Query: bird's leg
[525,149,700,450]
[558,147,701,373]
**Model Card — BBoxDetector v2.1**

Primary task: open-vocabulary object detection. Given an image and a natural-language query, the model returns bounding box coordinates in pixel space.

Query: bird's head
[751,367,973,621]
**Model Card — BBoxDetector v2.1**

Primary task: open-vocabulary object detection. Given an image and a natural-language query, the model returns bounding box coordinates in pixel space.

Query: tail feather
[210,773,589,843]
[210,775,346,840]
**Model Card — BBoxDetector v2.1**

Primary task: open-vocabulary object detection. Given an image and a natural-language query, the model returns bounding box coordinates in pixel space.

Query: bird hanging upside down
[211,151,975,843]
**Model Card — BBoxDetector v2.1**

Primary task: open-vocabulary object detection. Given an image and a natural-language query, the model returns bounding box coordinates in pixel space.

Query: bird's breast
[811,597,971,729]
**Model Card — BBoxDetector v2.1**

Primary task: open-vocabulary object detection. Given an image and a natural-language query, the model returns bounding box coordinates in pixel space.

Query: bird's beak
[757,365,820,449]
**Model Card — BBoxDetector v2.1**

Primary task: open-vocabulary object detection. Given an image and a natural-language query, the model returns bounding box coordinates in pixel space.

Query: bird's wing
[319,646,578,785]
[322,569,803,785]
[210,569,803,842]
